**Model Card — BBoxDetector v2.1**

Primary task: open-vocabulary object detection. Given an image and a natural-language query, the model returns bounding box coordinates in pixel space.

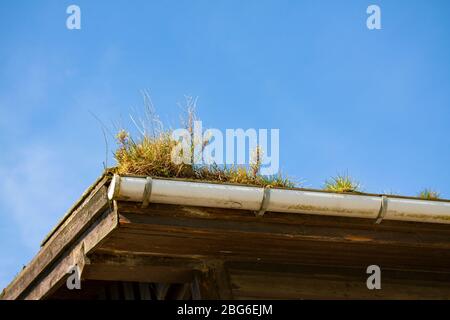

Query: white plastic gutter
[108,175,450,225]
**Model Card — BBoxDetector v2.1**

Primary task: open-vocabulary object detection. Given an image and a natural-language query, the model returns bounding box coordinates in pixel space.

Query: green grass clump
[113,95,294,188]
[115,130,193,178]
[418,189,440,200]
[114,131,294,188]
[324,174,361,193]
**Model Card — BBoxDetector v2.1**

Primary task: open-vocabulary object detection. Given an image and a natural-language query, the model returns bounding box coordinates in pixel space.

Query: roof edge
[40,169,113,247]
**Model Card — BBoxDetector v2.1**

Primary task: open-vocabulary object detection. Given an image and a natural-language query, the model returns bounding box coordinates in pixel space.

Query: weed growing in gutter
[111,93,444,198]
[113,94,295,188]
[324,174,361,193]
[418,189,440,200]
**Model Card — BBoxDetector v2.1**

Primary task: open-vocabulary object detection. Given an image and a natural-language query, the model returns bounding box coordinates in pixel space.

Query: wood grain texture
[99,207,450,273]
[82,252,202,284]
[228,262,450,299]
[23,208,118,300]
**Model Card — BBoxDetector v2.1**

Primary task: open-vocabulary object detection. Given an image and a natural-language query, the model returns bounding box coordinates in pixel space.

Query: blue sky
[1,0,450,289]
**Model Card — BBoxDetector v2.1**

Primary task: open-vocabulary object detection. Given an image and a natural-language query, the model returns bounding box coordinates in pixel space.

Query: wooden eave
[2,174,450,300]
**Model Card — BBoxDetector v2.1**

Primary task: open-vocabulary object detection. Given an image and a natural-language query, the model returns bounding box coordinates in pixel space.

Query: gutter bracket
[375,195,388,224]
[141,177,153,208]
[255,187,271,217]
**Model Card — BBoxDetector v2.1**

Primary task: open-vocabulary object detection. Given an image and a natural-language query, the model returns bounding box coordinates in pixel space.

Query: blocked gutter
[108,175,450,225]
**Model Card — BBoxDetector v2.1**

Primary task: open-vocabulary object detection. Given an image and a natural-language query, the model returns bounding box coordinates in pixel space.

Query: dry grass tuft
[418,189,440,200]
[113,95,294,188]
[324,174,361,193]
[115,131,194,178]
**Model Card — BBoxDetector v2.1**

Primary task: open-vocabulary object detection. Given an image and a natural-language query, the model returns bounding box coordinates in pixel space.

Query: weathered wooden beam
[81,251,203,284]
[101,219,450,273]
[191,261,233,300]
[117,201,450,237]
[22,208,118,300]
[111,202,450,279]
[116,208,450,250]
[210,261,234,300]
[229,264,450,299]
